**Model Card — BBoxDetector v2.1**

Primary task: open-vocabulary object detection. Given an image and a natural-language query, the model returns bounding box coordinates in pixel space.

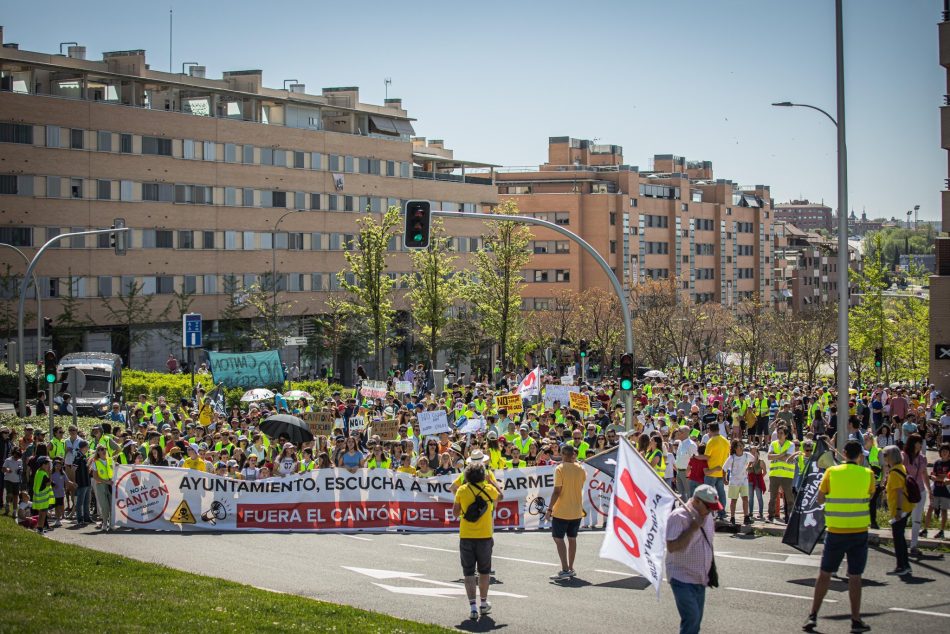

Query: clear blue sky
[7,0,945,221]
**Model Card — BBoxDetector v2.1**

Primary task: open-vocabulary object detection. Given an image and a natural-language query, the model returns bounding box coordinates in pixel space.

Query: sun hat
[466,450,488,465]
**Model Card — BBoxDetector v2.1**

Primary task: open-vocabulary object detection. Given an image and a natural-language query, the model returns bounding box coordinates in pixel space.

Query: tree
[243,274,297,350]
[339,206,401,376]
[729,298,771,381]
[578,287,624,370]
[306,297,368,379]
[443,305,491,373]
[54,273,90,354]
[686,303,732,379]
[102,280,164,368]
[629,277,678,369]
[0,264,36,343]
[466,199,531,370]
[405,218,465,371]
[156,286,197,353]
[849,233,893,381]
[523,289,577,372]
[795,305,838,385]
[217,274,247,352]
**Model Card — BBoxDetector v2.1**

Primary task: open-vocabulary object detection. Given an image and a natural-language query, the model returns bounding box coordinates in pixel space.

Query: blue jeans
[670,578,706,634]
[75,486,92,523]
[703,476,726,519]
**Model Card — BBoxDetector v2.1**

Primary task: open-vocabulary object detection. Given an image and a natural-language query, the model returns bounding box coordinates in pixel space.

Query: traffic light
[579,339,588,358]
[874,347,883,369]
[403,200,431,249]
[618,353,635,391]
[43,350,57,384]
[112,217,127,256]
[42,317,53,338]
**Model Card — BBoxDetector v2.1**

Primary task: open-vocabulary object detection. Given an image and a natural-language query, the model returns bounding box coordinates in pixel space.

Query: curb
[738,522,948,550]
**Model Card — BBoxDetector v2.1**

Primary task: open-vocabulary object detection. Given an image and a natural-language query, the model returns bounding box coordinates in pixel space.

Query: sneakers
[550,569,573,580]
[469,607,479,621]
[743,516,753,525]
[909,547,922,557]
[479,602,492,616]
[850,619,871,633]
[935,530,945,540]
[52,520,62,528]
[920,529,928,538]
[896,566,913,577]
[803,613,817,631]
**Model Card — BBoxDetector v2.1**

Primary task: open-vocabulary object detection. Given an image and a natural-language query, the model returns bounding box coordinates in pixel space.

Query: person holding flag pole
[599,435,718,634]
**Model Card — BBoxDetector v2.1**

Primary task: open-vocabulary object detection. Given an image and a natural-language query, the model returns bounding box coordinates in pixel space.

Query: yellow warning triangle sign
[169,500,196,524]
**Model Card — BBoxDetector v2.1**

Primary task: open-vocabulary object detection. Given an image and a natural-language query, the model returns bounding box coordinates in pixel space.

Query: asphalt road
[47,526,950,633]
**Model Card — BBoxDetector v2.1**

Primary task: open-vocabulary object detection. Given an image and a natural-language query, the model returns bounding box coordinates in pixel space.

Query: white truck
[55,352,123,418]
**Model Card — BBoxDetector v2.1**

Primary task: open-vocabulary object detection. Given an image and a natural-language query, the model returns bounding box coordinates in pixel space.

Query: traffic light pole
[429,210,636,431]
[16,228,128,417]
[0,244,42,373]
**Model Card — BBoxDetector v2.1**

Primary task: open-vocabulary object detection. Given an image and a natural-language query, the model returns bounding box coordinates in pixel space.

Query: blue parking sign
[183,313,202,348]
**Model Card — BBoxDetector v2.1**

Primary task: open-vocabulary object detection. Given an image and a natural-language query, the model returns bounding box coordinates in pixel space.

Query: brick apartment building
[773,199,833,233]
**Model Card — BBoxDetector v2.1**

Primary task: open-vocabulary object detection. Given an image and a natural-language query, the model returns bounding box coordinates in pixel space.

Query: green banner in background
[207,350,285,388]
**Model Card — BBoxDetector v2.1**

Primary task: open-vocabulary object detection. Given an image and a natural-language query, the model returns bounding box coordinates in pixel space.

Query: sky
[6,0,945,221]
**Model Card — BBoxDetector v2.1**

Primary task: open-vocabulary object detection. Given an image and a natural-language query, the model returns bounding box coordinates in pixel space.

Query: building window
[182,275,197,294]
[0,175,16,194]
[555,241,570,254]
[243,144,254,164]
[97,180,111,200]
[203,141,215,161]
[224,231,238,250]
[311,273,324,291]
[243,189,255,207]
[69,129,84,149]
[98,131,112,152]
[609,212,616,226]
[555,269,570,282]
[0,227,32,246]
[156,276,174,294]
[224,143,237,163]
[311,152,323,170]
[243,231,255,250]
[0,123,33,144]
[183,139,195,159]
[329,155,341,171]
[141,136,172,156]
[69,228,85,249]
[202,231,215,249]
[610,240,616,254]
[294,151,305,169]
[271,191,287,208]
[533,270,549,283]
[260,147,274,166]
[97,276,112,297]
[344,196,354,212]
[70,178,83,199]
[120,134,132,153]
[310,193,322,210]
[274,150,287,167]
[178,231,193,249]
[203,274,217,294]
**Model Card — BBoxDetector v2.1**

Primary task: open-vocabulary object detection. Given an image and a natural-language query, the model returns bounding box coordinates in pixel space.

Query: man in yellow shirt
[703,422,729,521]
[181,444,207,472]
[545,443,587,579]
[454,461,502,621]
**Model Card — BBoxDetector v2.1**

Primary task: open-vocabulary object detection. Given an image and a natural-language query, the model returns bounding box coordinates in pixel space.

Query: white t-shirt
[3,457,21,483]
[241,466,259,481]
[941,413,950,438]
[724,452,752,486]
[674,438,698,469]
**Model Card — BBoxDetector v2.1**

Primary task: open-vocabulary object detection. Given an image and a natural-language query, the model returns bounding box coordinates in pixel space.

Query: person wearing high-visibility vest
[92,445,114,532]
[366,445,392,470]
[767,427,796,523]
[567,431,590,460]
[804,440,873,633]
[31,456,53,533]
[512,425,535,456]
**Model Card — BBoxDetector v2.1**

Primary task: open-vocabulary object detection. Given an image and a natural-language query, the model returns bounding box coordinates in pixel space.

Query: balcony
[412,169,493,186]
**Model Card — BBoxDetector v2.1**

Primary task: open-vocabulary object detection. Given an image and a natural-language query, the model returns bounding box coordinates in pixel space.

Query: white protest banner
[112,464,561,533]
[360,380,388,399]
[457,417,486,435]
[417,410,451,436]
[395,380,413,394]
[599,439,676,595]
[544,385,572,408]
[561,375,574,385]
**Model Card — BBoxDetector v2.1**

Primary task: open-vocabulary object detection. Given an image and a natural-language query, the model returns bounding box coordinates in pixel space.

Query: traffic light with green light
[43,350,57,384]
[619,353,634,390]
[874,347,883,369]
[403,200,431,249]
[579,339,588,358]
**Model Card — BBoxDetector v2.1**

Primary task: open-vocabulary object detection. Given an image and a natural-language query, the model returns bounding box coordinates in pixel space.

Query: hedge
[0,415,104,436]
[0,364,40,399]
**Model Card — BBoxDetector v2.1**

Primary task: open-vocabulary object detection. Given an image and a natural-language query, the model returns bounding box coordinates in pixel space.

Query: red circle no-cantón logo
[115,468,170,524]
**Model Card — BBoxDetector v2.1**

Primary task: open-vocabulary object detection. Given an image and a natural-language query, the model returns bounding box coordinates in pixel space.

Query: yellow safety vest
[95,457,114,481]
[823,463,872,531]
[298,461,315,472]
[513,435,534,455]
[568,440,590,460]
[647,449,666,477]
[50,437,66,459]
[366,457,391,469]
[769,440,794,478]
[489,448,504,470]
[33,470,53,510]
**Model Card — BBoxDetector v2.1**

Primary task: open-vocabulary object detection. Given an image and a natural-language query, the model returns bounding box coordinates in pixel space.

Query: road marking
[400,543,455,553]
[595,569,639,577]
[371,582,527,598]
[889,607,950,618]
[399,542,557,566]
[340,534,373,542]
[716,552,819,567]
[726,587,836,602]
[341,566,424,580]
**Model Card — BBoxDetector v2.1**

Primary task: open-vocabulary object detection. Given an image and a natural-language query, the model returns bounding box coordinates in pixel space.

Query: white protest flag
[514,367,541,397]
[599,438,677,596]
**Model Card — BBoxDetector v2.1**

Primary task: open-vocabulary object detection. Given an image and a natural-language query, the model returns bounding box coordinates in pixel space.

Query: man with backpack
[453,460,503,621]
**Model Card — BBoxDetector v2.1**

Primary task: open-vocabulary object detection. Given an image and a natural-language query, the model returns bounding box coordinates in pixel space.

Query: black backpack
[464,483,490,522]
[894,469,922,504]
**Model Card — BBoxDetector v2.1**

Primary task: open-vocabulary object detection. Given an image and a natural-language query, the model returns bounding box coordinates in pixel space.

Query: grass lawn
[0,518,453,633]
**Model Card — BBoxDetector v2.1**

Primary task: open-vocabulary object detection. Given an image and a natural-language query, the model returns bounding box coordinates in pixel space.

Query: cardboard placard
[370,419,400,441]
[496,393,524,414]
[302,410,336,435]
[569,391,591,412]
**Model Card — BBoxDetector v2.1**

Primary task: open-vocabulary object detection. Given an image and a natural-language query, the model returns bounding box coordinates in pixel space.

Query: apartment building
[0,29,497,370]
[773,199,833,233]
[772,222,860,314]
[933,5,950,394]
[496,138,781,310]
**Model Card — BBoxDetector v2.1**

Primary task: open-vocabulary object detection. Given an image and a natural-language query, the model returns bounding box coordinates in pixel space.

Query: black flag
[584,446,619,478]
[783,437,834,554]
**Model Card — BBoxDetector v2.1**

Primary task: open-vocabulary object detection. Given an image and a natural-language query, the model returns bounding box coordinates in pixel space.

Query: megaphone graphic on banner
[200,501,228,525]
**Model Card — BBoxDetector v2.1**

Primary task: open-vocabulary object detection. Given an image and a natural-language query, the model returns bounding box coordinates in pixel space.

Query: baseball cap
[487,431,498,440]
[520,424,529,431]
[35,456,51,466]
[188,443,199,454]
[693,484,723,512]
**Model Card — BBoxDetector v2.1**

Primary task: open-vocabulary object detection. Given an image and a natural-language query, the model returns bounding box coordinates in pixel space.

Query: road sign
[823,343,838,357]
[65,368,86,394]
[182,313,202,348]
[283,336,308,347]
[937,344,950,360]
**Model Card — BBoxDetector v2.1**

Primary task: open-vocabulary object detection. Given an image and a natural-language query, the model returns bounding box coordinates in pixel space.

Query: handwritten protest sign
[302,410,336,435]
[561,375,574,385]
[348,415,366,431]
[360,380,388,399]
[395,380,413,394]
[496,393,524,414]
[417,410,451,436]
[569,391,591,412]
[458,417,486,434]
[543,385,572,408]
[371,419,400,441]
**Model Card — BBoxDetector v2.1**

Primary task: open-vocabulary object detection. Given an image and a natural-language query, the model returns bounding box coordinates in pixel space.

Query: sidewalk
[726,517,950,550]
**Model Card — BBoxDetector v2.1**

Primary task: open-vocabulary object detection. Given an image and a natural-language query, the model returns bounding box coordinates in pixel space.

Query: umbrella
[644,370,667,379]
[259,414,314,444]
[241,388,275,402]
[284,390,312,400]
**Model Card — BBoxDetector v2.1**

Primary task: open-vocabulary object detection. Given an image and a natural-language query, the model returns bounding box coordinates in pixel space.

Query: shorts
[460,538,494,577]
[551,517,582,539]
[54,496,64,508]
[728,484,749,499]
[3,481,18,501]
[931,495,950,512]
[820,531,868,576]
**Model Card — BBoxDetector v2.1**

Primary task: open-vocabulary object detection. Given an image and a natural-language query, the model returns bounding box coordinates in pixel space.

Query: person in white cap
[666,484,721,634]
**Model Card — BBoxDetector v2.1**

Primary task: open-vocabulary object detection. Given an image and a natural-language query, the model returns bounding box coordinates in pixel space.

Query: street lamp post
[0,243,42,367]
[271,210,299,350]
[772,0,849,453]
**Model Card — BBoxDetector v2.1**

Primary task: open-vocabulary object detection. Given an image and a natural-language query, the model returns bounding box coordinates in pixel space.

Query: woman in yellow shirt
[883,445,914,576]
